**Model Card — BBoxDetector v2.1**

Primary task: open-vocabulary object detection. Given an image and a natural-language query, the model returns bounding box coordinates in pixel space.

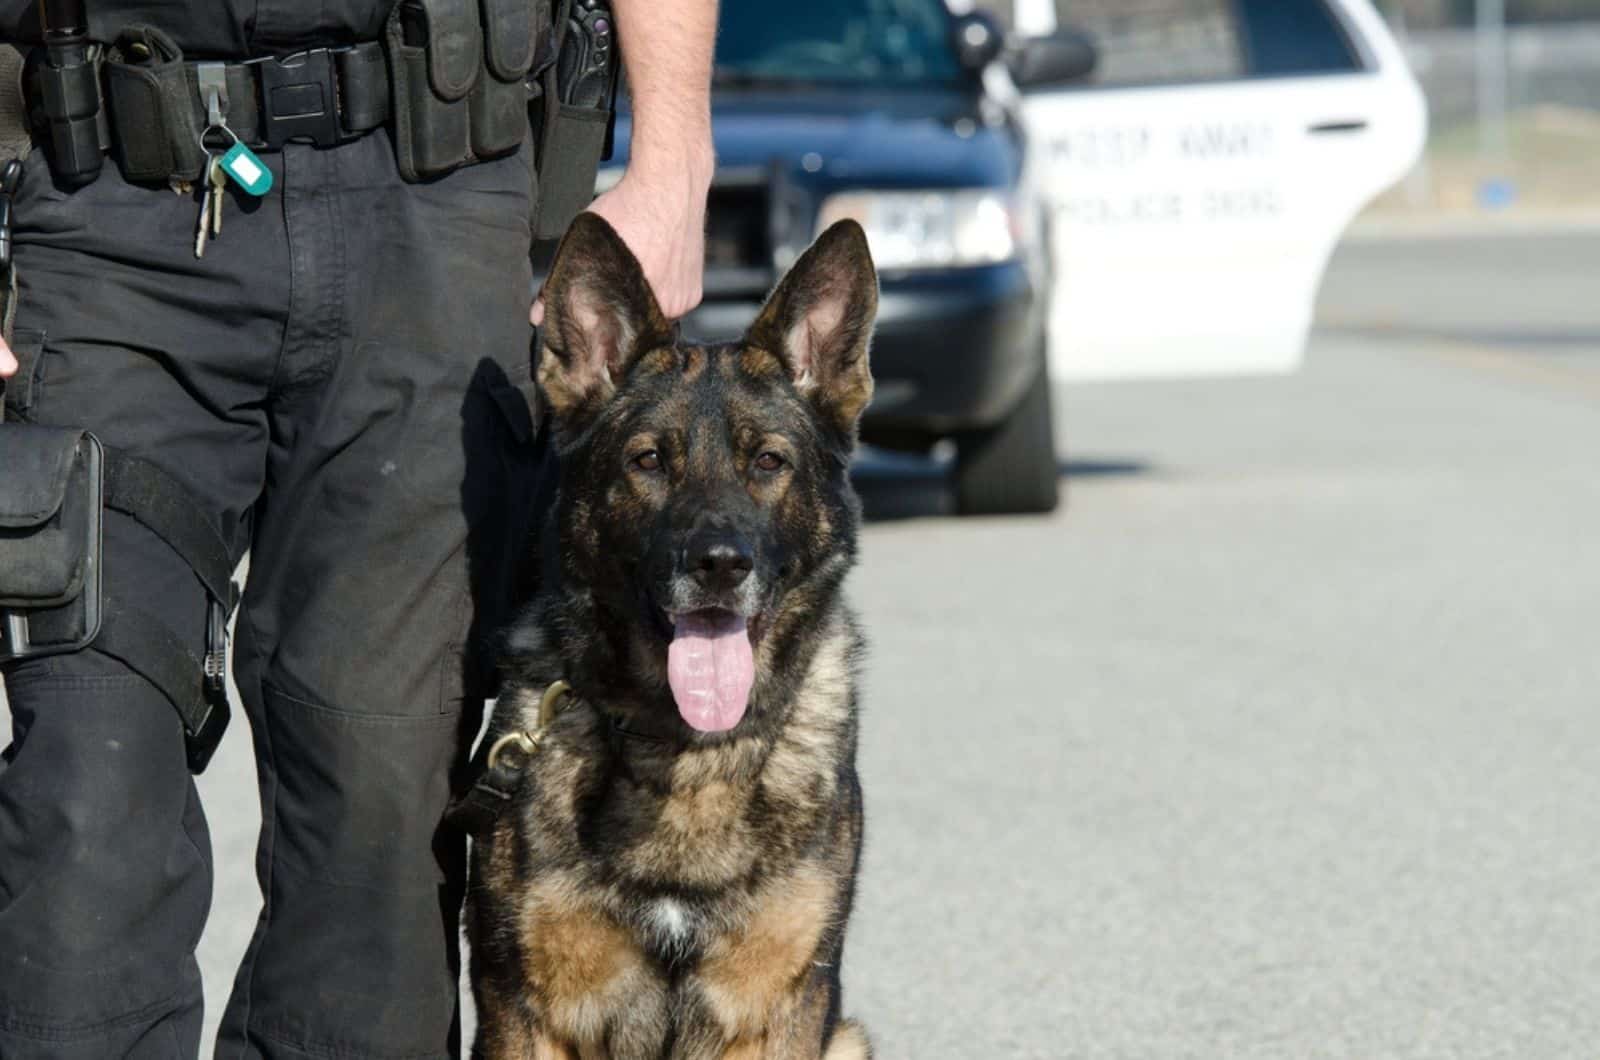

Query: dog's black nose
[688,529,754,593]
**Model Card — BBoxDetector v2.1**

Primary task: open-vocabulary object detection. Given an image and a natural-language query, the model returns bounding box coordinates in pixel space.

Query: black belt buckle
[257,48,344,149]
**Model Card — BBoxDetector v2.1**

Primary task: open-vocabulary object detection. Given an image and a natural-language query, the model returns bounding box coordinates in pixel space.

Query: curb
[1344,210,1600,241]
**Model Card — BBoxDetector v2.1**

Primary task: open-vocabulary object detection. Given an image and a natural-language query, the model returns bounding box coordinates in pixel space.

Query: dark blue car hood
[605,87,1018,190]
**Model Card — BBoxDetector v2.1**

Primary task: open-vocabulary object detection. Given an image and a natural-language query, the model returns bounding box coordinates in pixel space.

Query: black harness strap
[95,448,237,772]
[445,760,527,838]
[103,451,237,610]
[93,596,227,769]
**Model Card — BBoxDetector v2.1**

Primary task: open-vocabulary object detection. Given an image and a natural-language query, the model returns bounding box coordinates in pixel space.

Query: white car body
[1011,0,1426,381]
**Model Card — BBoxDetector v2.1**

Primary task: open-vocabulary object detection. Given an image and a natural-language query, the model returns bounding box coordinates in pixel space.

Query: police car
[1010,0,1426,381]
[599,0,1424,514]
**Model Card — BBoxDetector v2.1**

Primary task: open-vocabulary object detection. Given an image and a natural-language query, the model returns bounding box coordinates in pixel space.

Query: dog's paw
[823,1020,871,1060]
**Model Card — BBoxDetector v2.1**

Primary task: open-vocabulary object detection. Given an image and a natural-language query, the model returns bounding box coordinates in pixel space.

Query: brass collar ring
[486,679,572,771]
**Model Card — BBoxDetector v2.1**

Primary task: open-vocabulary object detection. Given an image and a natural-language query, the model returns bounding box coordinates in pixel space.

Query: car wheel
[953,347,1061,516]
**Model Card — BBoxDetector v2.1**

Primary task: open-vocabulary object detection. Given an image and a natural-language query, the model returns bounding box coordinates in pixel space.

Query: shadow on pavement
[852,453,1150,522]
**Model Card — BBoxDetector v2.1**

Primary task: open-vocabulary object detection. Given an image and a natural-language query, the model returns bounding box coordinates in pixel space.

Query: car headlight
[815,189,1021,271]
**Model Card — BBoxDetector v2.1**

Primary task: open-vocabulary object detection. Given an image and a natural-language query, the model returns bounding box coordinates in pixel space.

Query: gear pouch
[103,26,208,183]
[531,98,606,240]
[0,424,103,662]
[387,0,539,182]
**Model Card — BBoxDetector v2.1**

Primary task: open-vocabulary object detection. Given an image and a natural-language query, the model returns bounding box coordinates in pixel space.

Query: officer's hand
[0,334,15,378]
[531,154,711,326]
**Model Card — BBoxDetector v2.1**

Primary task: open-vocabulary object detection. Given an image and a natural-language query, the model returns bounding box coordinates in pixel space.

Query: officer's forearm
[612,0,716,181]
[565,0,714,319]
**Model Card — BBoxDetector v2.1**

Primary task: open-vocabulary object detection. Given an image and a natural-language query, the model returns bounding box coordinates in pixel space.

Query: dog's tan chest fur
[518,879,662,1047]
[620,770,763,888]
[517,865,843,1056]
[696,869,837,1037]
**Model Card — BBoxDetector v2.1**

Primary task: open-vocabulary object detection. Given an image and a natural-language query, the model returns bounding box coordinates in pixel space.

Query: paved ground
[841,230,1600,1058]
[7,230,1600,1057]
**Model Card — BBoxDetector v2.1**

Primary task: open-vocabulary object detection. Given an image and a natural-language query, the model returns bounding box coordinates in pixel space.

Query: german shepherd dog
[464,213,877,1058]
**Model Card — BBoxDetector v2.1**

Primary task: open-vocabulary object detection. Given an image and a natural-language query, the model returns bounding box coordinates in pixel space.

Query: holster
[386,0,547,181]
[529,0,616,240]
[0,425,104,663]
[0,419,237,773]
[529,56,608,240]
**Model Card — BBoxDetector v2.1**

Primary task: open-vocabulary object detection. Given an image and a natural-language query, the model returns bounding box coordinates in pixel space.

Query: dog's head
[537,213,876,737]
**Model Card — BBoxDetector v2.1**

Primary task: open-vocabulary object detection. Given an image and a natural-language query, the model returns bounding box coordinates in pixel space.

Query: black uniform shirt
[0,1,395,58]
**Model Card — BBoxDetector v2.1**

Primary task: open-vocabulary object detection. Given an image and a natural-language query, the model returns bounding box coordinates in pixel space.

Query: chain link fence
[1386,5,1600,210]
[1389,0,1600,25]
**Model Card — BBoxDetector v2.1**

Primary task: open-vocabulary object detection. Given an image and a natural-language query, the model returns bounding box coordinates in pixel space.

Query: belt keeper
[196,62,228,129]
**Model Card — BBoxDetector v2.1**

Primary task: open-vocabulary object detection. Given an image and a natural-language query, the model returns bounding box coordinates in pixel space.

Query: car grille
[706,183,768,269]
[704,176,779,299]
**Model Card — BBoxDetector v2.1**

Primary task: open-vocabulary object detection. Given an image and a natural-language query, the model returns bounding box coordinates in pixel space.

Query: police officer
[0,0,713,1055]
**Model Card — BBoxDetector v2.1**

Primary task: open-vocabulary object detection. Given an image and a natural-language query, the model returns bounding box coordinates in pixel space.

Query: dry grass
[1371,103,1600,212]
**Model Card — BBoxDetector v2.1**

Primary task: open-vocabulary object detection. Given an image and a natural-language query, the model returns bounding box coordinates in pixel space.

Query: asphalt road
[7,228,1600,1057]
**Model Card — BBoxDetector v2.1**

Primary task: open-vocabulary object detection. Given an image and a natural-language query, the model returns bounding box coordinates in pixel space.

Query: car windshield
[715,0,962,88]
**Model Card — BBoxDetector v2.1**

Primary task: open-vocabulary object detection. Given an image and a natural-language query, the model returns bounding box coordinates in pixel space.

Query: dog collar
[606,714,674,749]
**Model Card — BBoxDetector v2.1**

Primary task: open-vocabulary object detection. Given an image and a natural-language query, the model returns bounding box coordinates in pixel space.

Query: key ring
[195,120,273,197]
[199,120,241,156]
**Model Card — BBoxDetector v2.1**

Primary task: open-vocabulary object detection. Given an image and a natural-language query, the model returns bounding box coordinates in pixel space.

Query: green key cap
[220,142,273,197]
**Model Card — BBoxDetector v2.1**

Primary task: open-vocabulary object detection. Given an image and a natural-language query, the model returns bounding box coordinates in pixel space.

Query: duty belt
[17,30,394,186]
[106,41,392,154]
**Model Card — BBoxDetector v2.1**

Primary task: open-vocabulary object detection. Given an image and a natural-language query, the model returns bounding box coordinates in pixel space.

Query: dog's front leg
[670,959,865,1060]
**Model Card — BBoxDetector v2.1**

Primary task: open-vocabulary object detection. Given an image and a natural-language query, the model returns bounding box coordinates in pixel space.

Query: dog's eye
[754,451,786,473]
[632,450,662,472]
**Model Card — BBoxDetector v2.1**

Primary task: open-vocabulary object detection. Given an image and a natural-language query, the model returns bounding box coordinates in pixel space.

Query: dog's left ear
[747,219,878,435]
[539,212,674,425]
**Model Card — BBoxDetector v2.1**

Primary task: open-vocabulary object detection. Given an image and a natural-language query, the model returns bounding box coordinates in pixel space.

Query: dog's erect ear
[538,212,674,423]
[747,220,878,434]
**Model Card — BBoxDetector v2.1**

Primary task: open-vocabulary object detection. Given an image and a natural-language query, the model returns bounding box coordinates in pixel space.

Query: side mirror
[1008,29,1099,89]
[951,11,1005,72]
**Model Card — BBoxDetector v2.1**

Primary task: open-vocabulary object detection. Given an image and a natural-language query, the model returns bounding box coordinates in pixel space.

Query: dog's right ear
[538,212,674,425]
[746,219,878,437]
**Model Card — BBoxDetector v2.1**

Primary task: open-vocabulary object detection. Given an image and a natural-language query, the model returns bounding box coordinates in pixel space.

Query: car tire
[953,347,1061,516]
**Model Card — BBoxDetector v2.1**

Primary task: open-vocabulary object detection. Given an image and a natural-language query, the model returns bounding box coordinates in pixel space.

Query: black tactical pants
[0,132,542,1057]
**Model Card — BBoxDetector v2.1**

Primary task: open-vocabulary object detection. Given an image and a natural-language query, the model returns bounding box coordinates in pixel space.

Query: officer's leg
[0,152,286,1055]
[0,542,210,1060]
[217,134,539,1059]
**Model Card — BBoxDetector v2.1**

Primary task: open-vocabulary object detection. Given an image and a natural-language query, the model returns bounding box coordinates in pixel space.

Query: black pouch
[102,26,207,183]
[387,0,539,182]
[338,45,392,132]
[0,424,104,663]
[387,0,473,180]
[531,97,606,240]
[473,0,541,158]
[528,0,614,241]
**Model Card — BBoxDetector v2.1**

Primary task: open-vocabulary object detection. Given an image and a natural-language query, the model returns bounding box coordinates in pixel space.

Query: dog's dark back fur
[466,214,877,1059]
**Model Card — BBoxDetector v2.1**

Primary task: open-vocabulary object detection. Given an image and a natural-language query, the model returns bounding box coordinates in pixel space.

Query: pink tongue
[667,612,755,733]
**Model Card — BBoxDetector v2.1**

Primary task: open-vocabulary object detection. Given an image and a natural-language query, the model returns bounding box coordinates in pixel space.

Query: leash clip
[486,729,540,770]
[485,679,572,771]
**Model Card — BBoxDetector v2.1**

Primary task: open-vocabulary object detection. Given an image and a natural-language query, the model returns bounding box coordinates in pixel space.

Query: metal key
[194,171,213,259]
[208,156,225,237]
